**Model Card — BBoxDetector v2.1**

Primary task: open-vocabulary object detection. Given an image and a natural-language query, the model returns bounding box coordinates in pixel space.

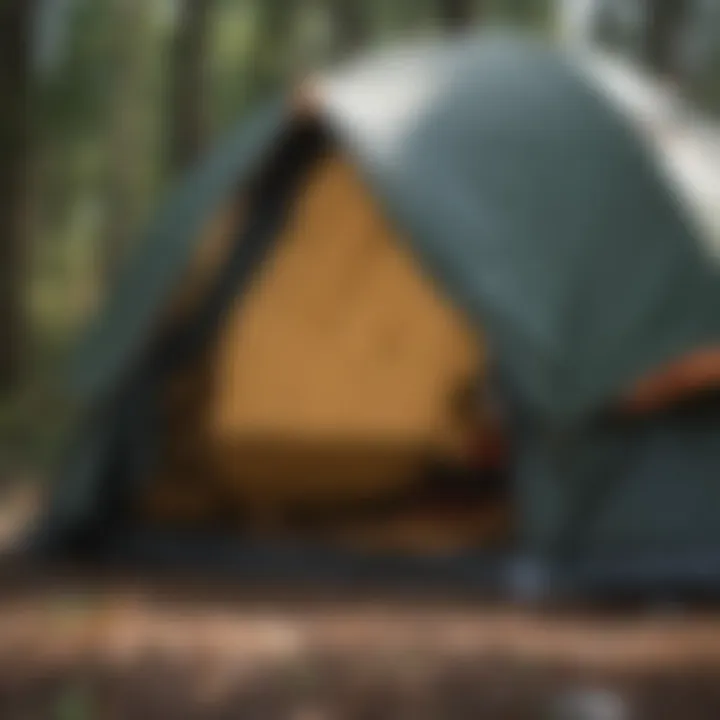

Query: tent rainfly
[39,32,720,601]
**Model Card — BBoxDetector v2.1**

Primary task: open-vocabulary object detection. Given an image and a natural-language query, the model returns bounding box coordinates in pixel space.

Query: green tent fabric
[69,31,720,424]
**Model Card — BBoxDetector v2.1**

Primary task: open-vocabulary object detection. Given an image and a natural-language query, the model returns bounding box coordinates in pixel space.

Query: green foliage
[487,0,554,30]
[37,0,115,142]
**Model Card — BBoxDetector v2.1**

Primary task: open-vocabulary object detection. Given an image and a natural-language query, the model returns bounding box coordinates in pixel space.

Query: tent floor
[97,528,509,599]
[32,523,720,608]
[138,464,514,556]
[22,473,720,604]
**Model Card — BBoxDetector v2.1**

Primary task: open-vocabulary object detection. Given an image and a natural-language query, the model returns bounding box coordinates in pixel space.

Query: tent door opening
[137,123,516,557]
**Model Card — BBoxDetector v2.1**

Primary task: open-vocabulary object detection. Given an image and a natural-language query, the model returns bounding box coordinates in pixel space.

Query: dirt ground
[2,487,720,719]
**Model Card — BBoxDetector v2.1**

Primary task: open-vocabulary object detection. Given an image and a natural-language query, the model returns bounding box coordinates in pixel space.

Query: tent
[39,31,720,600]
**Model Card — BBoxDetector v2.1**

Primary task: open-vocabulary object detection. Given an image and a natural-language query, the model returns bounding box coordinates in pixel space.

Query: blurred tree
[168,0,217,175]
[644,0,689,76]
[256,0,300,87]
[34,0,75,80]
[0,0,36,393]
[440,0,480,30]
[207,0,302,138]
[102,0,156,282]
[33,0,120,304]
[328,0,370,56]
[35,0,114,229]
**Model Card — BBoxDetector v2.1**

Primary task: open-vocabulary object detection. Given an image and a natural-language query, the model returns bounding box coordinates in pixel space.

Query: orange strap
[621,347,720,413]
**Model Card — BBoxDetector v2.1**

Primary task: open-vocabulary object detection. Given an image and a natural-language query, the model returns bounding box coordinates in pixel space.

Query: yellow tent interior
[139,147,512,555]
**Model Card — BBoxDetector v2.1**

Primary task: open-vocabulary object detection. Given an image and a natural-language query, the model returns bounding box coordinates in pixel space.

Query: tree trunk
[0,0,34,394]
[102,0,154,284]
[439,0,478,31]
[255,0,297,90]
[645,0,688,77]
[329,0,369,58]
[168,0,215,175]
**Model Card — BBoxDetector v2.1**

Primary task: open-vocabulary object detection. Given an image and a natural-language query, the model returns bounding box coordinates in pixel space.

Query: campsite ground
[1,489,720,719]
